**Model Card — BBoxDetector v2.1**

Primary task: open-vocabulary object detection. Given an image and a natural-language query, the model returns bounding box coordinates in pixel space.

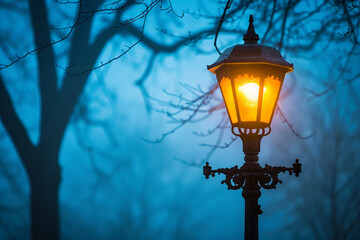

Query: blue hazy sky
[0,0,358,239]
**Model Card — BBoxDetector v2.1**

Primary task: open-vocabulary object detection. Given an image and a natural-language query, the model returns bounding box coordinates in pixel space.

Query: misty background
[0,0,359,239]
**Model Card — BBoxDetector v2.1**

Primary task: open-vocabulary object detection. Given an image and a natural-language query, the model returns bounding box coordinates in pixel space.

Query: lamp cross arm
[203,159,301,190]
[259,159,302,189]
[203,162,244,190]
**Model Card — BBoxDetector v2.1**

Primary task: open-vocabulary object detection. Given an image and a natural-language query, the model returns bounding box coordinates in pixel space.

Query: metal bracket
[203,159,301,190]
[203,162,244,190]
[259,159,301,189]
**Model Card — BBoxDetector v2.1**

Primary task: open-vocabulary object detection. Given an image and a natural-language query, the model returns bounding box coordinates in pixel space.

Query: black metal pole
[244,196,259,240]
[241,146,262,240]
[202,131,302,240]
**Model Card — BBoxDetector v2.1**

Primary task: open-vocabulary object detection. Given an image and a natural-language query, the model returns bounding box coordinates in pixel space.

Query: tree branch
[126,23,215,53]
[276,105,315,139]
[0,75,33,169]
[28,0,59,142]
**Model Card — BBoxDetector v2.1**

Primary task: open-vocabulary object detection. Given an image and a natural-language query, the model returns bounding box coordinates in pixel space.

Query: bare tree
[0,0,212,239]
[1,0,359,239]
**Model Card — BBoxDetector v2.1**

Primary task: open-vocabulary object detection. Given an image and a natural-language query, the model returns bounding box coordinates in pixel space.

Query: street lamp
[203,15,302,240]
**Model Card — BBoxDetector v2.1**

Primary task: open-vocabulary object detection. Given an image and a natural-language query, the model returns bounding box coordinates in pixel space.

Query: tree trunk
[28,149,61,240]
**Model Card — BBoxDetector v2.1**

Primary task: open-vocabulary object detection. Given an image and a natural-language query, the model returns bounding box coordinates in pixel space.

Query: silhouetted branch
[305,43,358,99]
[160,0,184,18]
[261,0,277,44]
[199,136,237,149]
[214,0,233,55]
[342,0,359,44]
[143,83,219,143]
[175,124,237,167]
[278,0,293,52]
[62,0,189,76]
[276,105,315,139]
[0,0,82,70]
[134,53,156,113]
[193,112,228,137]
[0,75,34,171]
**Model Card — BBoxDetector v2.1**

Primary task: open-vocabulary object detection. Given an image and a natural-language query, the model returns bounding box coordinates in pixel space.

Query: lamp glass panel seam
[219,77,238,124]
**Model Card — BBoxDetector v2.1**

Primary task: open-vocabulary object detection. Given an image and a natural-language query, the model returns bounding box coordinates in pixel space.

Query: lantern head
[208,15,293,135]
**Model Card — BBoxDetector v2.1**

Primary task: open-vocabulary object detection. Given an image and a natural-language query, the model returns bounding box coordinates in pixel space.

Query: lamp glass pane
[234,74,260,122]
[260,75,281,123]
[220,77,238,124]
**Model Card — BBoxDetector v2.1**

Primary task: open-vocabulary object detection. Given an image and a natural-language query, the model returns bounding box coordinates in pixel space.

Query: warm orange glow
[260,76,280,123]
[238,83,260,102]
[234,74,260,121]
[218,74,281,126]
[220,77,238,124]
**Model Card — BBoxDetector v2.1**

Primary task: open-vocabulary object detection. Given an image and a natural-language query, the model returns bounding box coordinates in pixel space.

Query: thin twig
[214,0,233,55]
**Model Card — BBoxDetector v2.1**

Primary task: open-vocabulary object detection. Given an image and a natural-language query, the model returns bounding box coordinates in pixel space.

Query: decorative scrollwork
[203,159,301,191]
[259,171,282,189]
[259,160,302,189]
[203,162,244,190]
[221,172,244,190]
[231,126,271,137]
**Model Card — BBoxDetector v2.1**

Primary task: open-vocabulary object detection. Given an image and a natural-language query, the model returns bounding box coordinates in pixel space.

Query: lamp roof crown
[208,15,293,74]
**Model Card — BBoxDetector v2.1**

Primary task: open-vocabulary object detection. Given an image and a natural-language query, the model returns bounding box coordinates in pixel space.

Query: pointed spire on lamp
[243,15,259,44]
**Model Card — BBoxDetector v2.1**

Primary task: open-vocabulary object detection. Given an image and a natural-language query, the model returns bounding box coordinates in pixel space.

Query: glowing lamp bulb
[238,83,260,101]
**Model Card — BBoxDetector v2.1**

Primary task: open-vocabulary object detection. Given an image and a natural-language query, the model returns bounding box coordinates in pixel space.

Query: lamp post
[203,15,302,240]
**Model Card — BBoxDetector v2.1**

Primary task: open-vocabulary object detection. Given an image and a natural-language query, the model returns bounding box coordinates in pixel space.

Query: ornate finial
[249,15,254,23]
[243,15,259,44]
